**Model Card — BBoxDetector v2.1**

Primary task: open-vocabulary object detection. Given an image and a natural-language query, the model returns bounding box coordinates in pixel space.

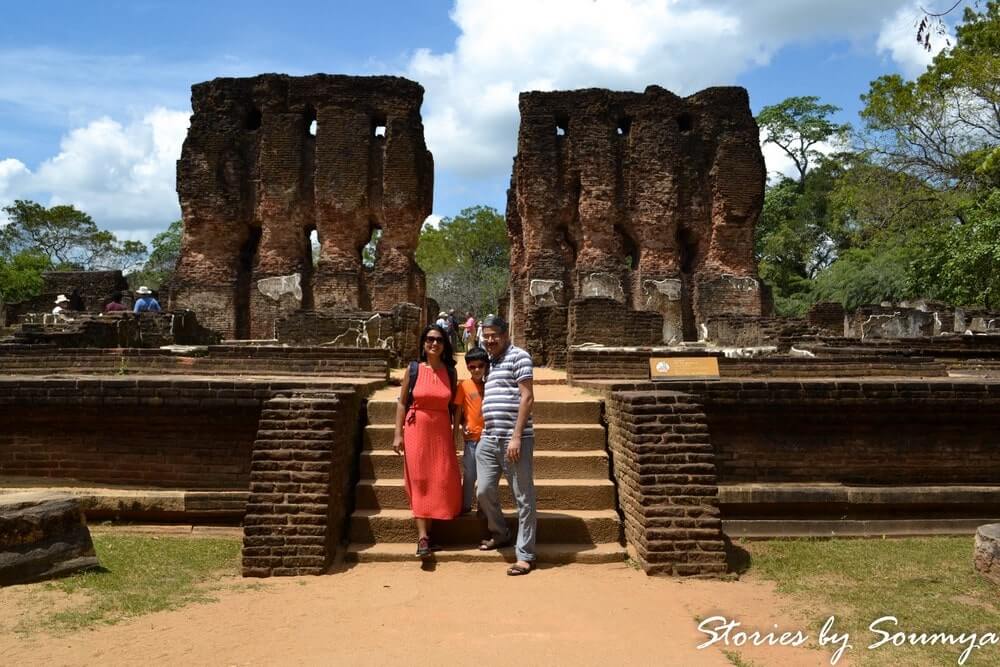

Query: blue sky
[0,0,965,244]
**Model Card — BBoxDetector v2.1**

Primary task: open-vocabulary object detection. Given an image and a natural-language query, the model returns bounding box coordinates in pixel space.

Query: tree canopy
[755,1,1000,314]
[416,205,509,316]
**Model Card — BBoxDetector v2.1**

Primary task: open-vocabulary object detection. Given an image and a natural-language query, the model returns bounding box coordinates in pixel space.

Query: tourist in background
[435,311,448,331]
[392,324,462,558]
[447,309,460,350]
[104,291,127,313]
[463,311,477,349]
[133,286,161,313]
[476,315,537,575]
[51,295,72,320]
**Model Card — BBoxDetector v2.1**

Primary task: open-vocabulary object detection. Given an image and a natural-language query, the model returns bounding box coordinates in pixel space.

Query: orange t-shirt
[453,378,485,441]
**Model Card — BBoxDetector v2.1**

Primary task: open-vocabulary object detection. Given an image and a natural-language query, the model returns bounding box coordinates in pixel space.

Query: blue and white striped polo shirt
[482,343,534,440]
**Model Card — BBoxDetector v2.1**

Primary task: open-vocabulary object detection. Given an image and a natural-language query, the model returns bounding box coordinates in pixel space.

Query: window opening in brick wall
[301,227,317,310]
[677,226,699,341]
[555,113,569,137]
[677,112,693,133]
[616,224,639,270]
[362,225,381,270]
[234,226,262,339]
[372,112,387,138]
[616,116,632,136]
[245,108,262,131]
[304,106,317,137]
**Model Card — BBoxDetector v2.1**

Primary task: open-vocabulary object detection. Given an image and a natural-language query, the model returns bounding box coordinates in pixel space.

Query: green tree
[415,206,509,316]
[860,1,999,195]
[0,249,52,303]
[757,96,851,186]
[0,200,146,272]
[129,220,182,289]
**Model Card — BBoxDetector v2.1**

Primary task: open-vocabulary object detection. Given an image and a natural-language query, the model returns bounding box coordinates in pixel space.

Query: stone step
[345,542,626,564]
[366,399,601,425]
[363,423,605,451]
[355,478,616,511]
[348,508,622,544]
[359,450,611,480]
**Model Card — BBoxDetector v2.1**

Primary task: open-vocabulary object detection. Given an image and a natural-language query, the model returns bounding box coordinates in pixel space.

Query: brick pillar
[606,389,726,577]
[242,390,360,577]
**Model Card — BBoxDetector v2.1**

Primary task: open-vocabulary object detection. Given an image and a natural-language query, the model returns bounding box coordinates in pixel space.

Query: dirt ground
[0,561,840,667]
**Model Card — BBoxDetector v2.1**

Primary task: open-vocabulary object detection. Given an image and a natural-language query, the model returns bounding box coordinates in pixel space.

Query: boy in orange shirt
[453,347,488,514]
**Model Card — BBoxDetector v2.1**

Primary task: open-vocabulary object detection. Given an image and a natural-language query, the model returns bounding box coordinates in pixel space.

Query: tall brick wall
[507,86,764,364]
[173,74,433,339]
[605,390,726,577]
[242,390,361,577]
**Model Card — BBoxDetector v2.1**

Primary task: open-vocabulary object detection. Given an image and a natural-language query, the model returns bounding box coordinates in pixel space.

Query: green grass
[745,537,1000,666]
[17,534,241,634]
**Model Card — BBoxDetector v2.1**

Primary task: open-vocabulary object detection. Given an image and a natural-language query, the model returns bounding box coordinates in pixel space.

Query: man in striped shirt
[476,315,536,575]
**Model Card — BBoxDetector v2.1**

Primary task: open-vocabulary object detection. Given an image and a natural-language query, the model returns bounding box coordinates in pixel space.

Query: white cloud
[408,0,916,183]
[0,108,188,243]
[876,2,951,78]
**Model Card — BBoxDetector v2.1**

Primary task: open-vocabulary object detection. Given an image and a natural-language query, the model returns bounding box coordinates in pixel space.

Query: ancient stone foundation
[0,492,100,585]
[506,86,765,364]
[172,74,433,339]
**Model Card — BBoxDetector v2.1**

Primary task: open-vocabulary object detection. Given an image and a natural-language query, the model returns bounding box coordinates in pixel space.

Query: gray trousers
[476,434,536,562]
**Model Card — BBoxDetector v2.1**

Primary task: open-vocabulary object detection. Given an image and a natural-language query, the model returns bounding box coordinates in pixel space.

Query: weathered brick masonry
[566,347,946,381]
[507,86,765,363]
[0,346,390,378]
[605,390,726,577]
[173,74,433,339]
[242,390,362,577]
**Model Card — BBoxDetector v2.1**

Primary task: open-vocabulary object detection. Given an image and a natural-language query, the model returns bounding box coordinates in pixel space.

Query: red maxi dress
[403,364,462,519]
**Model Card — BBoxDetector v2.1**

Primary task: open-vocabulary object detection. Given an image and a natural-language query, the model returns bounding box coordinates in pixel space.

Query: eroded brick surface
[506,86,765,364]
[173,74,433,339]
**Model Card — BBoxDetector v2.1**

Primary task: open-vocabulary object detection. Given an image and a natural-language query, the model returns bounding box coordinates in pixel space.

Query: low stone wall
[605,390,726,577]
[276,303,422,363]
[567,347,946,381]
[589,378,1000,545]
[0,376,379,578]
[9,311,220,348]
[0,346,391,379]
[569,298,664,348]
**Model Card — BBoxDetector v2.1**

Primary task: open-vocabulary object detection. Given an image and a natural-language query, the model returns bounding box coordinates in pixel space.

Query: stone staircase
[346,387,626,563]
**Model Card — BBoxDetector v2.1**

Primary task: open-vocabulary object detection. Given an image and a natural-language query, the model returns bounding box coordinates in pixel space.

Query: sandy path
[0,562,837,666]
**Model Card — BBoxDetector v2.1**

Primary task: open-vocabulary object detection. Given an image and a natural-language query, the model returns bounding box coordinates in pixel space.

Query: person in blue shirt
[133,286,161,313]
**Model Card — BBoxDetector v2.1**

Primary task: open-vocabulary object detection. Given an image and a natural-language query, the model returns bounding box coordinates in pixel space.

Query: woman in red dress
[392,324,463,557]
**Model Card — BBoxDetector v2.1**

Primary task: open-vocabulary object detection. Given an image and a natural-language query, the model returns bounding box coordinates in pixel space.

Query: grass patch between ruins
[744,537,1000,666]
[15,534,241,634]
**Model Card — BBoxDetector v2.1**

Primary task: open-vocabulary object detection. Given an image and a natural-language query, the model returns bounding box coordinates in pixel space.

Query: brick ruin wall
[0,377,369,576]
[172,74,433,340]
[506,86,765,365]
[0,346,391,378]
[3,271,129,327]
[566,347,947,381]
[275,303,422,362]
[598,379,1000,566]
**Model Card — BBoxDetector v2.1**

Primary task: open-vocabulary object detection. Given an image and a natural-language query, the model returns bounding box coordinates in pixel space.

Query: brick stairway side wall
[242,389,362,577]
[606,389,726,577]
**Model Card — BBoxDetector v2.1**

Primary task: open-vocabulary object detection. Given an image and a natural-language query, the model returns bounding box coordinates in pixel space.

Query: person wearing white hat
[133,286,161,313]
[52,294,71,317]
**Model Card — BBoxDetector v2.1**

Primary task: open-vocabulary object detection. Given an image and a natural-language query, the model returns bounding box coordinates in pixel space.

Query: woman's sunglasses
[424,336,445,346]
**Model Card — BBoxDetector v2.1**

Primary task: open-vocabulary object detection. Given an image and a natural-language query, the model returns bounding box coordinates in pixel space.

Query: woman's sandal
[479,536,513,551]
[507,562,534,576]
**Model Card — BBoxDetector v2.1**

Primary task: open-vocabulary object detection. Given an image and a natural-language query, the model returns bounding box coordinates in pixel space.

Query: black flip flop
[507,562,534,576]
[479,536,513,551]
